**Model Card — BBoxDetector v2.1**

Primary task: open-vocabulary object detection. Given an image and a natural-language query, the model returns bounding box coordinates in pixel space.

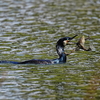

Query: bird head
[57,35,78,47]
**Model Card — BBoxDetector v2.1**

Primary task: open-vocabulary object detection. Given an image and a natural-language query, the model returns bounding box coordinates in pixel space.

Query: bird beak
[64,39,76,45]
[68,35,78,44]
[70,34,78,40]
[63,35,78,45]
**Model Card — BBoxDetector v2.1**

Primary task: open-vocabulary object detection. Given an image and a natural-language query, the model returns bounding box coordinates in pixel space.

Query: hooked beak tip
[70,34,78,40]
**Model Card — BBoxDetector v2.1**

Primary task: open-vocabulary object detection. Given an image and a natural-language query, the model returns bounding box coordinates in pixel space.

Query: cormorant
[0,35,77,64]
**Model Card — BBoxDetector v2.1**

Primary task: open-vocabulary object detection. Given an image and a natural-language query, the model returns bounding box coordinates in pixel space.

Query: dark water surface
[0,0,100,100]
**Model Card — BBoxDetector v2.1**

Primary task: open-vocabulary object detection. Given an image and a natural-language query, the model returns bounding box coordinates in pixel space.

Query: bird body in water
[18,52,66,64]
[0,53,66,64]
[0,35,77,64]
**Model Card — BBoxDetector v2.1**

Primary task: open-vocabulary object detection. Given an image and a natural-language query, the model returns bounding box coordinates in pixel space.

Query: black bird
[0,35,77,64]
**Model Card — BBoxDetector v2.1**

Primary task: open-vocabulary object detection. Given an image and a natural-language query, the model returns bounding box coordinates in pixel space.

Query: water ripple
[0,0,100,99]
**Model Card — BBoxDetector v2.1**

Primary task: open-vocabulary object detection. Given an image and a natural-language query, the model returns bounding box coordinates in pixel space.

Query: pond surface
[0,0,100,100]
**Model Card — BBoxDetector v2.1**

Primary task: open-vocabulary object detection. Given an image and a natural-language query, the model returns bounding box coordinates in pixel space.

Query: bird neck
[56,37,65,56]
[59,52,66,63]
[56,45,64,56]
[56,43,67,63]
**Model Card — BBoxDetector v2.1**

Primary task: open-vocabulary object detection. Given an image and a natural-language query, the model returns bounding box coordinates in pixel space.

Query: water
[0,0,100,100]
